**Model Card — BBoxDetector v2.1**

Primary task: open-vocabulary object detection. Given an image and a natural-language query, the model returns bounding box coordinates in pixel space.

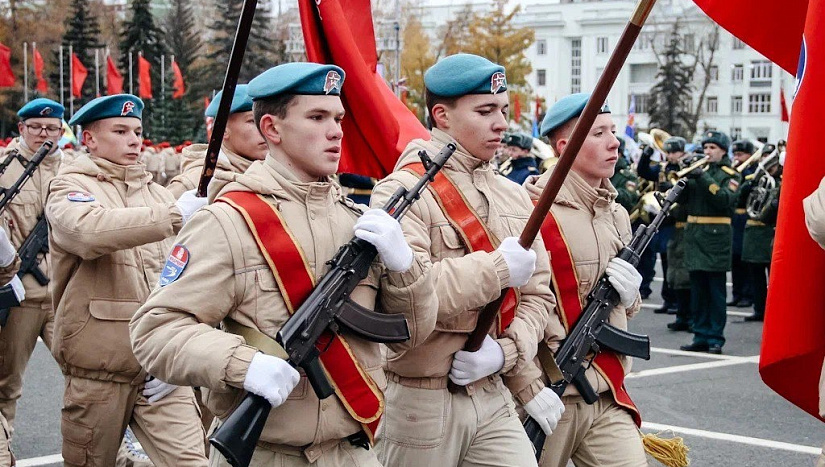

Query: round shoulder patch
[67,191,95,202]
[159,244,190,287]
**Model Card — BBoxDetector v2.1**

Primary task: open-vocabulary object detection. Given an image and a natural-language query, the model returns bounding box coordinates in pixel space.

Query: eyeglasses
[25,123,62,137]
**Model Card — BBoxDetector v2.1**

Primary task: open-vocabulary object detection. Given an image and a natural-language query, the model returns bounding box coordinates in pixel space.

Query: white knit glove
[175,190,209,225]
[0,229,16,268]
[606,257,643,308]
[243,353,300,408]
[353,209,414,272]
[496,237,536,288]
[524,387,566,435]
[143,376,177,403]
[449,335,505,385]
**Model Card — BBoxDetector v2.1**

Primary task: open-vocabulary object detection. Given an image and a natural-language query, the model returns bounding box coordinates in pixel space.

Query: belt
[255,431,370,462]
[735,208,747,214]
[687,216,731,225]
[387,372,497,395]
[746,219,767,227]
[675,222,686,229]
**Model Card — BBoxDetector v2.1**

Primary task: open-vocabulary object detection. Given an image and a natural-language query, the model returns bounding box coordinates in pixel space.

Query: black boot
[667,321,691,331]
[744,313,764,322]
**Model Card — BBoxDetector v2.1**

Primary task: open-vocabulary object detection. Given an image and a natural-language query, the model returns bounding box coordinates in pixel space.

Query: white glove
[175,190,209,224]
[606,257,643,308]
[449,335,505,386]
[0,229,16,268]
[496,237,536,288]
[7,276,24,302]
[353,209,413,272]
[643,202,660,215]
[243,353,300,408]
[524,387,566,435]
[143,376,177,403]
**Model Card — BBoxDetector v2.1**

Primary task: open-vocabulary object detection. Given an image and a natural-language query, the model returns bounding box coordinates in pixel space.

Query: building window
[634,33,652,51]
[731,95,743,113]
[706,96,718,114]
[597,37,608,54]
[629,63,657,84]
[730,127,742,139]
[629,93,650,114]
[571,38,581,93]
[709,65,719,81]
[733,38,746,50]
[731,64,744,82]
[748,93,772,113]
[750,60,772,81]
[537,69,546,87]
[683,34,695,52]
[537,39,547,56]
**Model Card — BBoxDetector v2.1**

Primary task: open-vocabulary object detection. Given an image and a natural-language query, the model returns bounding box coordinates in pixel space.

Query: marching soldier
[46,94,209,467]
[130,62,437,467]
[609,140,639,213]
[728,140,756,308]
[167,84,267,199]
[679,131,741,354]
[522,93,647,467]
[664,139,692,332]
[500,132,539,185]
[370,53,557,467]
[0,226,22,467]
[0,98,65,433]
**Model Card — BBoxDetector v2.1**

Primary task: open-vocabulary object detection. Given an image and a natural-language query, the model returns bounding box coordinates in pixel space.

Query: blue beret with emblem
[18,98,65,121]
[205,84,254,118]
[248,63,346,101]
[69,94,144,127]
[701,130,730,152]
[424,54,507,97]
[540,93,611,137]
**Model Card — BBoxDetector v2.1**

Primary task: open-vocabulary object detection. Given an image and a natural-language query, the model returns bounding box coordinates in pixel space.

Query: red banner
[0,43,13,88]
[513,94,521,124]
[71,53,88,98]
[107,55,123,95]
[33,48,48,93]
[171,59,185,99]
[138,54,152,99]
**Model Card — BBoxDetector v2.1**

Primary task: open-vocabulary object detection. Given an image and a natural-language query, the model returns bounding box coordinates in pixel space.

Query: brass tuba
[745,146,781,218]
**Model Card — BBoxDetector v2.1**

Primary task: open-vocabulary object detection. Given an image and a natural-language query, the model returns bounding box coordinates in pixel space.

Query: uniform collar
[432,128,490,174]
[87,155,152,184]
[221,144,255,174]
[543,167,616,212]
[255,155,338,207]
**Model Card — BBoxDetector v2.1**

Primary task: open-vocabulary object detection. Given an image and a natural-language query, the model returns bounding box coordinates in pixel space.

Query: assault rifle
[524,179,686,459]
[210,143,457,467]
[0,140,53,213]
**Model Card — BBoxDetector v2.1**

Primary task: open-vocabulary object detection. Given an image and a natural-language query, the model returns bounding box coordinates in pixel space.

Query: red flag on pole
[298,0,429,178]
[71,53,88,98]
[780,89,790,122]
[107,55,123,95]
[696,0,824,422]
[138,54,152,99]
[171,58,185,99]
[33,48,48,93]
[513,94,522,124]
[0,43,16,88]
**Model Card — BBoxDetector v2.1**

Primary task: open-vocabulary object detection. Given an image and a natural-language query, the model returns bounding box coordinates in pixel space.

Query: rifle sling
[222,317,289,360]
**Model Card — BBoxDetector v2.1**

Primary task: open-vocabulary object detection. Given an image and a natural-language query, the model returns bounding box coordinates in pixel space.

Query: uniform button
[321,400,327,411]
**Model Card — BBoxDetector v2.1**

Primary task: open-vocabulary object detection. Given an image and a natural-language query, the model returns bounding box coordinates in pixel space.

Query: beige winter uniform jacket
[47,154,183,383]
[519,167,641,398]
[165,144,253,199]
[370,128,555,404]
[130,155,437,448]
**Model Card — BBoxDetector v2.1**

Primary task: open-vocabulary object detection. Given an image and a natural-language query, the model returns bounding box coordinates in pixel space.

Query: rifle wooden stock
[196,0,258,197]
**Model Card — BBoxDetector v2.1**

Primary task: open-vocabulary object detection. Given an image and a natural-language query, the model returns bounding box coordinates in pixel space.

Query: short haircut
[253,93,298,136]
[547,118,577,154]
[424,88,458,130]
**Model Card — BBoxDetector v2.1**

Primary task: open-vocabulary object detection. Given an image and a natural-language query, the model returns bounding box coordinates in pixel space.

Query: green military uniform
[666,202,692,330]
[680,131,741,353]
[740,169,781,321]
[610,156,640,214]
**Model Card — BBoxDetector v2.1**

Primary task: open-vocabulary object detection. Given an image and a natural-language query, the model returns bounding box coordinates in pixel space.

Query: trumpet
[735,143,775,174]
[668,155,710,183]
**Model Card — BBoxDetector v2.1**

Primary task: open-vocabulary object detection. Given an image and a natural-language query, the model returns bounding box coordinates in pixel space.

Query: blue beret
[69,94,144,126]
[205,84,254,118]
[424,54,507,97]
[701,130,730,152]
[540,93,611,137]
[248,63,345,101]
[18,98,64,120]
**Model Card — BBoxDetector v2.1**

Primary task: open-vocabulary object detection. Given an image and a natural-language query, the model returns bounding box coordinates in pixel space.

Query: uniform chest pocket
[433,224,465,257]
[9,190,38,217]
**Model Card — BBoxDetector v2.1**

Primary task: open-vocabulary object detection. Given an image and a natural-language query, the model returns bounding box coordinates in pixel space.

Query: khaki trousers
[0,301,54,429]
[376,375,537,467]
[539,393,647,467]
[61,375,208,467]
[208,439,380,467]
[0,411,11,467]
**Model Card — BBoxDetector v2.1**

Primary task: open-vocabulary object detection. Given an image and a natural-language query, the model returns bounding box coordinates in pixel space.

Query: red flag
[513,94,521,124]
[171,59,185,99]
[0,43,15,88]
[299,0,429,178]
[138,54,152,99]
[780,89,790,122]
[757,0,825,423]
[71,53,88,98]
[692,0,808,74]
[107,55,123,95]
[33,48,48,93]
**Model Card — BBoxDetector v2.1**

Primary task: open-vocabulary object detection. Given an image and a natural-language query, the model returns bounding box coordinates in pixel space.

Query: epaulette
[745,173,755,181]
[721,165,737,176]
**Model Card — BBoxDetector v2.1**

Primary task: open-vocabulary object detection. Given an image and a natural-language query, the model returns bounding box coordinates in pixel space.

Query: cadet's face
[666,151,684,164]
[563,114,619,187]
[83,118,143,166]
[435,93,509,161]
[18,117,63,154]
[224,111,268,161]
[733,151,750,163]
[269,95,345,182]
[704,143,726,163]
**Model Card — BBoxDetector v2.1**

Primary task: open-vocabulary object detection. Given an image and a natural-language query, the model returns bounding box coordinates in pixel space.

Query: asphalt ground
[7,263,825,466]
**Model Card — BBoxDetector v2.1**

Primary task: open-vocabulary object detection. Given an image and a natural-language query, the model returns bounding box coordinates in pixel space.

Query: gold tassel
[640,430,690,467]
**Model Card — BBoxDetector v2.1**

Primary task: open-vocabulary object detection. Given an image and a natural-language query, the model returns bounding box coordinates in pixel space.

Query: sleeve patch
[709,183,720,195]
[67,191,95,202]
[728,179,740,191]
[159,244,190,287]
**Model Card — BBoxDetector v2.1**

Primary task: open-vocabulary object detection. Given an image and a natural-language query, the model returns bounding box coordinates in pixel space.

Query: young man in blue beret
[370,53,558,467]
[0,98,66,435]
[46,94,209,467]
[130,62,437,467]
[521,92,647,466]
[167,84,268,199]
